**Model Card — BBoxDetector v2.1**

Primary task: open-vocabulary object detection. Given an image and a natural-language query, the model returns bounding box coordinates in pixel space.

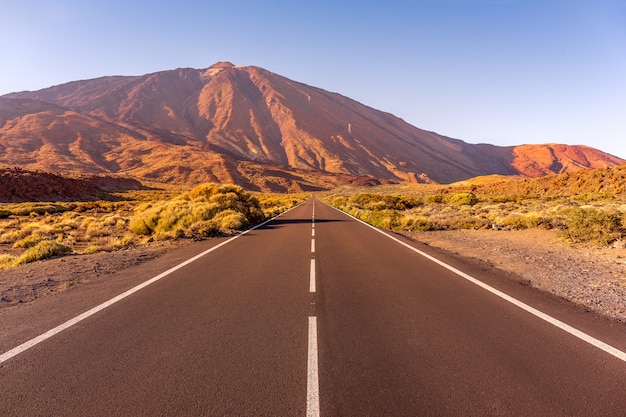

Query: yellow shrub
[130,183,264,239]
[213,210,248,230]
[13,230,52,249]
[13,240,72,266]
[0,254,16,270]
[0,230,20,244]
[82,242,101,254]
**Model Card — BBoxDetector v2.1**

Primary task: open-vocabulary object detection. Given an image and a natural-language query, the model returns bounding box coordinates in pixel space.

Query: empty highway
[1,197,626,416]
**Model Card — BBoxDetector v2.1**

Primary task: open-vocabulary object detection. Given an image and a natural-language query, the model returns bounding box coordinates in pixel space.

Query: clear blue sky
[1,0,625,158]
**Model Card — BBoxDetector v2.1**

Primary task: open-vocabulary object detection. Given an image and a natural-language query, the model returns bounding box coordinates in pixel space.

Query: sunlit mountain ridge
[1,62,622,191]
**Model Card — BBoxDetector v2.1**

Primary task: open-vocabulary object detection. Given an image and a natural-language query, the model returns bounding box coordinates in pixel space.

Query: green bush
[562,207,624,245]
[380,195,421,210]
[424,194,445,204]
[450,192,479,206]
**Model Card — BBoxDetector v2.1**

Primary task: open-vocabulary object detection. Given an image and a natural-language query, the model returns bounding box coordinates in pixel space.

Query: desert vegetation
[0,184,307,270]
[324,164,626,247]
[3,164,625,271]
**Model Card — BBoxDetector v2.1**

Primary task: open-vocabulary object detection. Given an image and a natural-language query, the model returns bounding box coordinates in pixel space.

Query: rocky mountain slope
[1,62,622,191]
[0,168,143,202]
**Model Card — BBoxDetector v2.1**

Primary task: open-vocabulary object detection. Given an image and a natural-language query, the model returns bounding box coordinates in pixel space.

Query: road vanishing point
[1,197,626,416]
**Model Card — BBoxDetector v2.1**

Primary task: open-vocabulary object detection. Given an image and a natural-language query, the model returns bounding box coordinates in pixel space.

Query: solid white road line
[0,207,298,365]
[326,203,626,364]
[307,316,320,417]
[310,259,316,293]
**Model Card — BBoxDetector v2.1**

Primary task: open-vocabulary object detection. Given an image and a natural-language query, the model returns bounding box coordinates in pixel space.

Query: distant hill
[0,168,143,202]
[1,62,623,191]
[450,163,626,197]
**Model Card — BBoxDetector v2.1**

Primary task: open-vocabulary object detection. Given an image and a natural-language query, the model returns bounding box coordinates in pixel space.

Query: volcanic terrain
[1,62,622,191]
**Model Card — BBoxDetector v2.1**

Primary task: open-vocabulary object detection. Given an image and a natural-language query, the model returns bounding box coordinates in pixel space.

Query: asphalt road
[1,197,626,416]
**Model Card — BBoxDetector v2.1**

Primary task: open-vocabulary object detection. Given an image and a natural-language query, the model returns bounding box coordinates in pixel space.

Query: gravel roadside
[0,240,191,309]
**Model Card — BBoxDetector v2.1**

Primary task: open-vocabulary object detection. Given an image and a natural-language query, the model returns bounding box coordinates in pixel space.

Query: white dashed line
[310,259,316,293]
[307,316,320,417]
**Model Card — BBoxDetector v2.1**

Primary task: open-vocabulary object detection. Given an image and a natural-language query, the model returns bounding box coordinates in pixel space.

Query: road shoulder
[405,228,626,322]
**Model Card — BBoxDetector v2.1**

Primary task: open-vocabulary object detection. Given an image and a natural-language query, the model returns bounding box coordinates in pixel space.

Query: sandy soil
[1,229,626,322]
[0,240,191,308]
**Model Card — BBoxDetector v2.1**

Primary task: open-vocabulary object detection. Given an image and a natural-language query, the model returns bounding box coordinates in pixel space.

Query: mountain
[1,62,623,191]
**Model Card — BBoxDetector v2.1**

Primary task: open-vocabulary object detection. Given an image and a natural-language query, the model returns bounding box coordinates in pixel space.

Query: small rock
[611,240,626,249]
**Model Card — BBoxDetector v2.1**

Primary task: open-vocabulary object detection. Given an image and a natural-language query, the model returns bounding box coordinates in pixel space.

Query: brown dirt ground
[0,240,191,309]
[1,229,625,322]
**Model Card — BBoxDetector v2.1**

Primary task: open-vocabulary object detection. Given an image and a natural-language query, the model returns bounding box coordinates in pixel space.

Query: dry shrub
[130,183,264,239]
[397,214,435,231]
[85,222,111,240]
[449,192,479,206]
[13,230,53,248]
[82,242,101,254]
[186,221,219,240]
[0,230,20,244]
[562,207,625,246]
[212,210,248,230]
[424,194,445,204]
[256,193,308,217]
[324,191,560,233]
[80,234,135,254]
[324,165,626,242]
[326,195,348,209]
[12,240,72,267]
[100,215,127,228]
[0,254,15,270]
[346,193,421,211]
[109,234,136,249]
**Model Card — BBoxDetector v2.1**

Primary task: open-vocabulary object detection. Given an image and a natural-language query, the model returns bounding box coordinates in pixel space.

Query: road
[1,197,626,416]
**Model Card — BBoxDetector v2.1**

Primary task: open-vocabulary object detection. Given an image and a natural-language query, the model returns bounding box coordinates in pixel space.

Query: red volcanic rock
[511,144,621,176]
[1,64,623,190]
[0,167,143,202]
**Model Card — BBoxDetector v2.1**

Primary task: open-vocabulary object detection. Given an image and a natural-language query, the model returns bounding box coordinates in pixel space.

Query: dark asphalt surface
[1,197,626,416]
